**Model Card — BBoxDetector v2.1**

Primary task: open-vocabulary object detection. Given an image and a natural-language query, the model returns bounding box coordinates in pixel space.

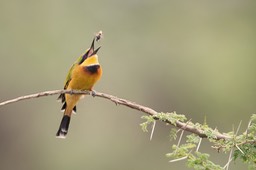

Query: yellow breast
[67,55,102,91]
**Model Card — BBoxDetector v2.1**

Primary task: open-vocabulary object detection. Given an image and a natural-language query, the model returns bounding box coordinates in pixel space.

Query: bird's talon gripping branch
[91,90,96,97]
[70,90,74,95]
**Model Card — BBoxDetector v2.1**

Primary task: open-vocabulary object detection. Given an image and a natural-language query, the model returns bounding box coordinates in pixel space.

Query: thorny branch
[0,89,230,140]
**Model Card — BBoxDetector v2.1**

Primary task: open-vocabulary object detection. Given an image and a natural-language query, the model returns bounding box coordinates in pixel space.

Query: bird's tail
[56,115,71,138]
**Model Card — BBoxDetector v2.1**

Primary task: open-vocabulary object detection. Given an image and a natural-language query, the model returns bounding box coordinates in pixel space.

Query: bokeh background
[0,0,256,169]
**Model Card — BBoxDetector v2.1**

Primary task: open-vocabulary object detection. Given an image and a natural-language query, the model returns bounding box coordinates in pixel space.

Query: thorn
[235,144,244,155]
[245,120,252,139]
[223,149,233,170]
[177,119,191,133]
[150,121,156,141]
[203,115,207,125]
[177,130,184,147]
[196,138,202,152]
[235,120,242,135]
[169,156,188,163]
[169,150,192,163]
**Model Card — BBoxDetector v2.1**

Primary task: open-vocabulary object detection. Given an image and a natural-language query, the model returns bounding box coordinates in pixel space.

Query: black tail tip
[56,115,70,139]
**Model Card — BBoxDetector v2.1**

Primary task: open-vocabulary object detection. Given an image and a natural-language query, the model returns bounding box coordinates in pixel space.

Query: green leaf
[250,114,256,122]
[186,134,201,144]
[167,143,196,159]
[187,152,222,170]
[233,143,256,167]
[204,128,217,139]
[140,115,155,132]
[169,128,178,141]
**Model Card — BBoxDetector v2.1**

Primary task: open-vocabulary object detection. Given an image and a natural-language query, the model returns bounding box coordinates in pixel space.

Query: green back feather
[64,55,84,89]
[58,55,84,103]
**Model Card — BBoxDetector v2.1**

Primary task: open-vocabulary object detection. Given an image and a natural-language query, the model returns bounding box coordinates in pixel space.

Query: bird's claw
[91,90,96,97]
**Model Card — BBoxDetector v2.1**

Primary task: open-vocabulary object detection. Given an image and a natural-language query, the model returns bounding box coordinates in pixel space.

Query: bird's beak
[86,38,101,57]
[90,46,101,56]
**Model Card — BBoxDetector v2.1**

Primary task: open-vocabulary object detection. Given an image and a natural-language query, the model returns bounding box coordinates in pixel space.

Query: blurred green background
[0,0,256,169]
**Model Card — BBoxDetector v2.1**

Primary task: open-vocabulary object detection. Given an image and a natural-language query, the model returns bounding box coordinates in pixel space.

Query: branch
[0,89,230,140]
[0,90,90,106]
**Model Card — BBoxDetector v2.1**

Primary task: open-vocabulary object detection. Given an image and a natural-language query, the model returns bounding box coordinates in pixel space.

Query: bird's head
[79,38,101,65]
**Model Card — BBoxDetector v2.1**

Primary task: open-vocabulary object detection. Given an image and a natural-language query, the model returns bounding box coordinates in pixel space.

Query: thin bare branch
[0,90,90,106]
[0,89,230,140]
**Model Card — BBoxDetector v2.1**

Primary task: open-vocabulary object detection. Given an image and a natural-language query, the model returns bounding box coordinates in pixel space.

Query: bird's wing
[58,55,83,102]
[64,63,75,89]
[64,54,85,89]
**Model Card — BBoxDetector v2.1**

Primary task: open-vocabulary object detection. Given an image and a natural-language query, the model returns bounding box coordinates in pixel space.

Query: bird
[56,37,102,138]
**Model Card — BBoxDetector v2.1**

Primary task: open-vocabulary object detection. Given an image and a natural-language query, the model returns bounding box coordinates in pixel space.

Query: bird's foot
[91,90,96,97]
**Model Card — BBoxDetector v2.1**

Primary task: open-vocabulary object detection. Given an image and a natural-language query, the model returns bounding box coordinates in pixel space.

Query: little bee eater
[56,37,102,138]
